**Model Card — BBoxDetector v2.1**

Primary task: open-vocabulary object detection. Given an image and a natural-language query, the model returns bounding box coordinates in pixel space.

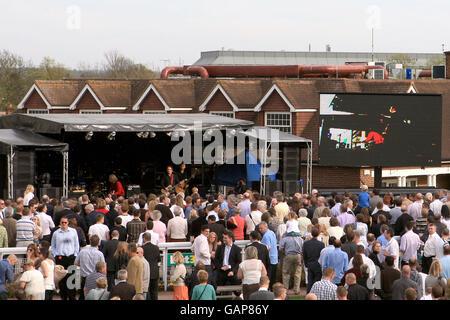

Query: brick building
[15,77,450,189]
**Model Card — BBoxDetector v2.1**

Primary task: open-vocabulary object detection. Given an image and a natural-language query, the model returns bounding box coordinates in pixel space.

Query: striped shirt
[84,272,107,294]
[16,218,36,242]
[126,218,147,243]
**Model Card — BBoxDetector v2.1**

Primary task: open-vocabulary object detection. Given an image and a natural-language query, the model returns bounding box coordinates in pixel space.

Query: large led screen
[319,93,442,167]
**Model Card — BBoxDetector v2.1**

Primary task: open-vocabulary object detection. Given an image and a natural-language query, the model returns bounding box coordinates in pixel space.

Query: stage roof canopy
[0,129,68,153]
[0,114,254,134]
[239,126,312,144]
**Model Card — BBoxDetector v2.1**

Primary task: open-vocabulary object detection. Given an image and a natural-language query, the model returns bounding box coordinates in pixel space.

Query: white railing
[1,240,251,291]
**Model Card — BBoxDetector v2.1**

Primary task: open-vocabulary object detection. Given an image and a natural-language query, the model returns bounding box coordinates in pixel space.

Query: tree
[29,57,74,80]
[103,50,156,79]
[425,56,445,69]
[388,54,415,69]
[0,50,32,111]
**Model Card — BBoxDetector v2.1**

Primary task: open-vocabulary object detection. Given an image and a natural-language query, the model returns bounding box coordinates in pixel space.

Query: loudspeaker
[14,151,35,199]
[282,146,300,181]
[265,180,283,196]
[40,187,61,199]
[126,185,141,197]
[283,181,302,196]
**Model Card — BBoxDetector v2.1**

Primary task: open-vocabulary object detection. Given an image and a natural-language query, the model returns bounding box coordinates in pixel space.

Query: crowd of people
[0,182,449,301]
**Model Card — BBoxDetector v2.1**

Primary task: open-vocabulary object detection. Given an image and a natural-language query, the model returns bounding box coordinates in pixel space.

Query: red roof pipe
[186,66,209,78]
[160,66,185,79]
[418,70,432,78]
[161,64,389,79]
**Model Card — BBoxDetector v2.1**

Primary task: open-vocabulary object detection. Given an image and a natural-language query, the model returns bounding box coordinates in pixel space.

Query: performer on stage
[109,174,125,196]
[161,165,179,192]
[177,162,189,182]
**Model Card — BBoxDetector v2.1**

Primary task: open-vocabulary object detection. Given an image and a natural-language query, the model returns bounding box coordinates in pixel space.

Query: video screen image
[319,93,442,167]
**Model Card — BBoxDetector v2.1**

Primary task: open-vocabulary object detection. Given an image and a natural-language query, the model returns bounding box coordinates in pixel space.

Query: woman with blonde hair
[24,185,35,206]
[425,260,447,292]
[170,251,188,300]
[32,216,43,244]
[176,194,186,210]
[96,199,108,214]
[318,223,330,247]
[318,207,332,228]
[238,245,267,300]
[145,200,159,223]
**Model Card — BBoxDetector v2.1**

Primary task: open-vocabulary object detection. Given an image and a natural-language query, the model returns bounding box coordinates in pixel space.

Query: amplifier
[40,187,62,200]
[126,185,141,197]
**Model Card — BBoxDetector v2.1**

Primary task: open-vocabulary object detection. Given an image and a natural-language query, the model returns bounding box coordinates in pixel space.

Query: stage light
[142,132,149,138]
[107,131,116,141]
[166,132,172,137]
[85,131,93,141]
[149,131,156,138]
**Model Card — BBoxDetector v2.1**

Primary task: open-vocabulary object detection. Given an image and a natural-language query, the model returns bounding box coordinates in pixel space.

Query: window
[143,110,167,114]
[265,112,291,133]
[27,109,49,114]
[210,111,234,118]
[80,110,102,114]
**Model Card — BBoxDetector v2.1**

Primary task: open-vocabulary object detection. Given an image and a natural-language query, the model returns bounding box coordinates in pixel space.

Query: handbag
[54,265,68,289]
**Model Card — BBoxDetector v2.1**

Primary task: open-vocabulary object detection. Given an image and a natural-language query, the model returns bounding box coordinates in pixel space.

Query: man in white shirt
[245,202,262,236]
[192,225,213,282]
[137,221,160,246]
[119,203,134,228]
[88,214,110,242]
[206,202,220,222]
[422,224,444,274]
[167,206,188,241]
[430,192,443,216]
[37,203,55,242]
[349,245,377,279]
[408,193,423,221]
[383,227,400,270]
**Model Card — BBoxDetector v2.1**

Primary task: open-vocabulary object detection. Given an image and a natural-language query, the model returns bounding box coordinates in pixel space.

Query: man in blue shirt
[259,221,278,288]
[185,197,201,220]
[0,255,17,300]
[323,240,349,285]
[51,216,80,300]
[358,185,370,208]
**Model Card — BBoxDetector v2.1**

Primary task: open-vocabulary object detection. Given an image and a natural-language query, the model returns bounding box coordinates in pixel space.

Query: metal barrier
[158,240,250,290]
[0,247,28,275]
[1,240,251,291]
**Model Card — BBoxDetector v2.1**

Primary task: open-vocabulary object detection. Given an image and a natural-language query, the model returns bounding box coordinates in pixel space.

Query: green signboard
[167,253,196,266]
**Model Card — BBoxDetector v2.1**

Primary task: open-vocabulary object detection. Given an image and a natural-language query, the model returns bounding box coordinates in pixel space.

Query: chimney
[445,51,450,79]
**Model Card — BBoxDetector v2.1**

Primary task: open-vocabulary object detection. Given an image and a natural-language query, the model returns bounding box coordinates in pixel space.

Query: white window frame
[27,109,49,114]
[143,110,167,114]
[80,110,102,114]
[209,111,235,118]
[265,112,292,133]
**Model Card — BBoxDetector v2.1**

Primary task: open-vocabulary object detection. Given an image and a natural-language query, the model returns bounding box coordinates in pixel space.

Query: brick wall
[139,90,166,111]
[76,90,101,110]
[301,165,362,188]
[23,90,47,110]
[204,90,233,111]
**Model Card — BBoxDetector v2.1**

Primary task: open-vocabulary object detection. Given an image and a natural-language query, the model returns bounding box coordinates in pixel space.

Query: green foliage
[425,56,445,69]
[0,49,158,111]
[388,54,415,68]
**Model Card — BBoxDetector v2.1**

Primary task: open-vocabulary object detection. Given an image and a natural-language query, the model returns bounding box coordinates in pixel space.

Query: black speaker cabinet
[39,187,61,200]
[283,180,302,196]
[265,180,283,196]
[282,146,300,181]
[126,185,141,197]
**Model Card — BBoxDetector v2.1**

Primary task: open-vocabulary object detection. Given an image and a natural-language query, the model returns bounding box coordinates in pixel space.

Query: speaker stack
[282,146,301,195]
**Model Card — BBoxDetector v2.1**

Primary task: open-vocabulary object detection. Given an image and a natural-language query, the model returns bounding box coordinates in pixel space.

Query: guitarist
[161,165,179,193]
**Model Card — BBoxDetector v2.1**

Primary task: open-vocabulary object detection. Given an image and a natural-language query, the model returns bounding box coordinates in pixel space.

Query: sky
[1,0,449,70]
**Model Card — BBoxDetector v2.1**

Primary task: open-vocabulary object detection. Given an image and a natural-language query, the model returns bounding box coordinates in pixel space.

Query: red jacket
[110,181,125,196]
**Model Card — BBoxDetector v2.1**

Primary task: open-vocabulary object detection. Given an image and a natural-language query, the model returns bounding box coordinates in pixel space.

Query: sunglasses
[61,222,68,224]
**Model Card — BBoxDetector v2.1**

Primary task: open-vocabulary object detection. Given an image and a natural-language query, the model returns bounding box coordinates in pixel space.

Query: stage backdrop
[319,93,442,167]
